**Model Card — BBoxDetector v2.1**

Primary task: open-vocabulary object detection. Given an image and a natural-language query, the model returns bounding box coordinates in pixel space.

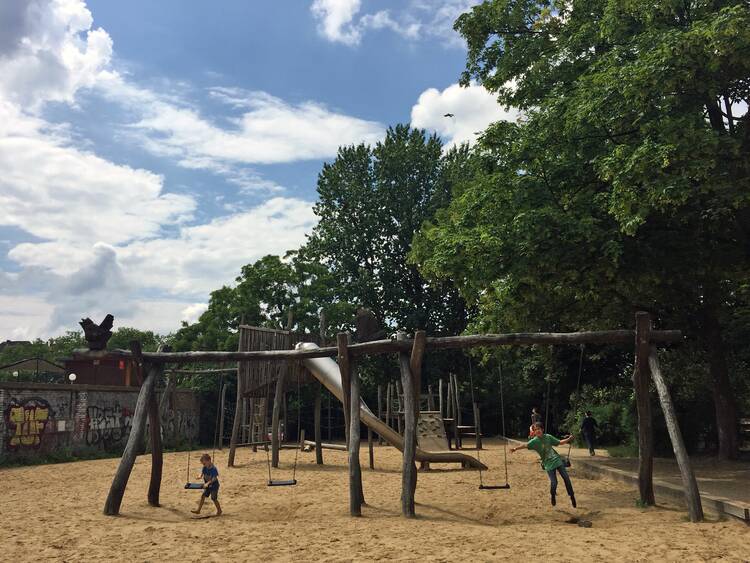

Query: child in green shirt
[511,422,577,507]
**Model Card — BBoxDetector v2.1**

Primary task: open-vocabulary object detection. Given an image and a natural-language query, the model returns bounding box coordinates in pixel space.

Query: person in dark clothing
[580,411,598,455]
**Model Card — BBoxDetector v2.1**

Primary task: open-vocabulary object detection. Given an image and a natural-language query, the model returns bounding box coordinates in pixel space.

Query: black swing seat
[479,483,511,490]
[184,482,205,490]
[267,479,297,487]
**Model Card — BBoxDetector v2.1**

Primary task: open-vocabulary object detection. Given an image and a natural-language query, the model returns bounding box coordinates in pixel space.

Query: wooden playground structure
[74,311,706,522]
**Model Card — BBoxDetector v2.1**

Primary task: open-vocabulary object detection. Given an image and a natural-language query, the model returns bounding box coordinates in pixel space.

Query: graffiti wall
[0,383,199,463]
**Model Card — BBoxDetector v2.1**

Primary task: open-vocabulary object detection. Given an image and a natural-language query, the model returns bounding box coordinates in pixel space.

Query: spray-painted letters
[4,398,52,450]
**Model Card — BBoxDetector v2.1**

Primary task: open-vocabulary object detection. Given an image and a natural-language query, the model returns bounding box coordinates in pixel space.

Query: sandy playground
[1,439,748,562]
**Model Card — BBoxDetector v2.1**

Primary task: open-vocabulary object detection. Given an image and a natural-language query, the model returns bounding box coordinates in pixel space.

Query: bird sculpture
[355,307,387,343]
[80,314,115,350]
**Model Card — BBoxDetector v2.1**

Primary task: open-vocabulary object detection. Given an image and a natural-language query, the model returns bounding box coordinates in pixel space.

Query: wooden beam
[634,311,655,505]
[314,382,323,465]
[166,368,238,374]
[337,333,352,449]
[103,362,158,515]
[398,332,418,518]
[73,328,683,365]
[349,346,364,516]
[649,346,704,522]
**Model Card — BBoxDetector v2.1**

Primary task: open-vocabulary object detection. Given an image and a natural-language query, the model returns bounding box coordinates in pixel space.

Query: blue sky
[0,0,516,339]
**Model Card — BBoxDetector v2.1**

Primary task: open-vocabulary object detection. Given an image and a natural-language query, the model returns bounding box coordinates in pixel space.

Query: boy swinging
[511,422,577,508]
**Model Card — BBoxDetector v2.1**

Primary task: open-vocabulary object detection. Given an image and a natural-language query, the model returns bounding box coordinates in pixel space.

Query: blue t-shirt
[202,465,219,487]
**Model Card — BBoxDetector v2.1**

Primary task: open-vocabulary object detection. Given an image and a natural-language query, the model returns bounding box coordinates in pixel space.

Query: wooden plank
[398,332,418,518]
[103,362,158,515]
[634,311,655,505]
[649,347,704,522]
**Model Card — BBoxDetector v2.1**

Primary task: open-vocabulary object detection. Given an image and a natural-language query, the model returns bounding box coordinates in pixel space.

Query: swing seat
[479,484,511,490]
[267,479,297,487]
[184,482,205,490]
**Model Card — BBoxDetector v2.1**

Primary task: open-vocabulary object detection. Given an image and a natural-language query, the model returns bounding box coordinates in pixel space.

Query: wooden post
[649,347,704,522]
[377,384,384,445]
[250,398,258,452]
[427,384,434,411]
[396,379,403,434]
[338,333,352,448]
[282,392,288,442]
[103,361,159,515]
[452,374,461,448]
[368,427,374,470]
[147,364,164,506]
[473,403,482,450]
[348,341,364,516]
[228,343,245,467]
[439,378,444,417]
[398,332,420,518]
[218,382,228,450]
[327,394,332,441]
[634,311,655,505]
[271,365,286,468]
[409,331,426,493]
[385,381,393,428]
[314,382,324,464]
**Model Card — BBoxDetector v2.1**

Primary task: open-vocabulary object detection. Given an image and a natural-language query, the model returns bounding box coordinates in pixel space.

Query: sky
[0,0,517,340]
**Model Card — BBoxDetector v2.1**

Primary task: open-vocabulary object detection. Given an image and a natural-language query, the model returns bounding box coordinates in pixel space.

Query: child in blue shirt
[191,453,222,516]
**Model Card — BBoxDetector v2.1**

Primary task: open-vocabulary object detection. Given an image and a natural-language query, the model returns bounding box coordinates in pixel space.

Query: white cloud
[181,303,208,324]
[411,82,520,146]
[0,0,112,109]
[310,0,479,47]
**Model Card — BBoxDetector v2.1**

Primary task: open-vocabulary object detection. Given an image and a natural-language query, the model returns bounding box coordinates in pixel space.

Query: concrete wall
[0,382,199,464]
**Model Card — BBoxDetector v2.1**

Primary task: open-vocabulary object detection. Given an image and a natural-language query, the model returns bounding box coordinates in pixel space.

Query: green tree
[107,327,161,352]
[415,0,750,458]
[305,124,472,335]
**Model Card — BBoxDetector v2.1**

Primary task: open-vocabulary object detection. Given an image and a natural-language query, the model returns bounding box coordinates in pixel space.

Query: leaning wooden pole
[103,362,159,516]
[218,381,228,450]
[398,331,420,518]
[227,349,245,467]
[314,382,324,465]
[648,346,704,522]
[633,312,655,505]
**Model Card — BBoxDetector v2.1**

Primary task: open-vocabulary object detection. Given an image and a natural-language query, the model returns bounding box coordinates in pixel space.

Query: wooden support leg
[438,378,444,418]
[398,330,425,518]
[271,366,286,468]
[228,368,245,467]
[314,382,324,465]
[377,384,384,445]
[634,312,655,505]
[218,382,227,450]
[473,403,482,450]
[338,333,352,449]
[339,332,363,516]
[103,363,159,516]
[147,362,164,507]
[368,427,374,470]
[649,347,704,522]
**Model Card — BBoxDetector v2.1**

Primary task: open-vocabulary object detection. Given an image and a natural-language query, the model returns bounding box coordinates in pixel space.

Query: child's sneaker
[570,495,577,508]
[551,493,556,506]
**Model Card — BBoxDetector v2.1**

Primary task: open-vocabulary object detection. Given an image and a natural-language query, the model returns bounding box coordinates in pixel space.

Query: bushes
[563,384,637,449]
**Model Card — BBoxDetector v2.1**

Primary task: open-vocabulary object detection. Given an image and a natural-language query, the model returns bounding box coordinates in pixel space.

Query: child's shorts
[203,485,219,501]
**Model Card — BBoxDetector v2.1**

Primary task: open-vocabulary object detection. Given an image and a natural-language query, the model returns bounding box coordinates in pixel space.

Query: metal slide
[297,342,486,469]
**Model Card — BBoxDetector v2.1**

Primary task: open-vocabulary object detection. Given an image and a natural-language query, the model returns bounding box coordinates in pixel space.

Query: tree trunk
[103,363,159,515]
[649,347,704,522]
[703,298,738,460]
[634,312,655,506]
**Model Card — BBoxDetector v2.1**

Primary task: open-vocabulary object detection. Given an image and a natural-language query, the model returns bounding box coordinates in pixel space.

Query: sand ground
[2,440,748,562]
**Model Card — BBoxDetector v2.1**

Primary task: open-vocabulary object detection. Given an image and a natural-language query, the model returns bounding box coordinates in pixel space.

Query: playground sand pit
[2,440,748,562]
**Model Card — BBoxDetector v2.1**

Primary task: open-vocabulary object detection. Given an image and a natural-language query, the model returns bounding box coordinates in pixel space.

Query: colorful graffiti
[4,397,53,450]
[86,403,133,448]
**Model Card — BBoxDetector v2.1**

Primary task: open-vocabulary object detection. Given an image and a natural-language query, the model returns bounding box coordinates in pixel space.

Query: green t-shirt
[527,434,563,471]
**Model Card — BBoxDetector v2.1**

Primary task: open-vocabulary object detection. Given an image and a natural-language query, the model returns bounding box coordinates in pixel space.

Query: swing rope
[265,370,300,486]
[566,344,585,463]
[469,356,511,490]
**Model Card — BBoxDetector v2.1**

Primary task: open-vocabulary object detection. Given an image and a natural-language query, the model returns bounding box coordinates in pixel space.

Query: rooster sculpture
[79,314,114,350]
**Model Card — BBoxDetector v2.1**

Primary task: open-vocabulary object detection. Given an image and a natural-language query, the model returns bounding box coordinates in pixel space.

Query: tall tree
[415,0,749,458]
[305,124,472,336]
